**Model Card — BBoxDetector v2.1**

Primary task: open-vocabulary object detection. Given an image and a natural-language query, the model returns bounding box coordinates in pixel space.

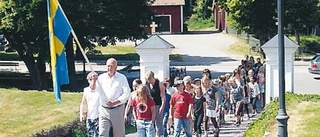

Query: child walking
[169,80,194,137]
[193,86,206,137]
[131,85,156,137]
[80,71,100,137]
[202,77,220,137]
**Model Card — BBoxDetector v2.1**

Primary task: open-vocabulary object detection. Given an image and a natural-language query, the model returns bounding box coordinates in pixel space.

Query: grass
[94,45,136,55]
[0,88,82,136]
[299,102,320,137]
[185,17,215,31]
[227,39,251,56]
[0,87,139,136]
[244,93,320,137]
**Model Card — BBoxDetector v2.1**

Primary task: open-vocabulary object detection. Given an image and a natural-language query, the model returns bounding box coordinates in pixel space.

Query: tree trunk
[18,51,41,90]
[295,30,300,45]
[65,36,77,91]
[258,33,268,59]
[36,51,47,90]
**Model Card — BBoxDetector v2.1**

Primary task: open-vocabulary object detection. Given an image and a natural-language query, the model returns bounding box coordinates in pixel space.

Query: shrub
[33,120,86,137]
[299,36,320,53]
[86,49,103,55]
[186,15,215,30]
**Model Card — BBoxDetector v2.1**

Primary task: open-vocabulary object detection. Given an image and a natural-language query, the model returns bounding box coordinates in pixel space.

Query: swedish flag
[47,0,71,103]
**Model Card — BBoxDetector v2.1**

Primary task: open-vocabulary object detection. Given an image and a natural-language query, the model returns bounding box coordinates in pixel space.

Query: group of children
[158,54,264,137]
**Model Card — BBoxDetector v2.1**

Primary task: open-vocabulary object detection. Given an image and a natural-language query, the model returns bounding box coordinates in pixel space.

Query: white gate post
[135,35,175,83]
[262,34,298,104]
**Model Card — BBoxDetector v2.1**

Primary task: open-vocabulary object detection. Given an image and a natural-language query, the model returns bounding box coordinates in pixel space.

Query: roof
[135,35,175,49]
[151,0,185,6]
[262,34,298,48]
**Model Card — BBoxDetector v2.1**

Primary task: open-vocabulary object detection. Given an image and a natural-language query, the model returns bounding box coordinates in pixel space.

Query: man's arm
[132,107,137,121]
[169,97,174,120]
[215,93,220,112]
[168,103,174,126]
[187,102,193,119]
[151,105,156,124]
[124,93,134,121]
[159,82,166,113]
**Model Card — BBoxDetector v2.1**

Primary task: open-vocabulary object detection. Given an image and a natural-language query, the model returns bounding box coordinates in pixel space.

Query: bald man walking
[98,58,130,137]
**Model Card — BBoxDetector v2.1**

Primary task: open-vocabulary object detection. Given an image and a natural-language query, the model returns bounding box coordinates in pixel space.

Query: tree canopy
[0,0,154,90]
[216,0,320,45]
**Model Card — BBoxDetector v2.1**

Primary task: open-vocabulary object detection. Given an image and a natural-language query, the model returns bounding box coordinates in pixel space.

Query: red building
[147,0,185,34]
[214,4,226,32]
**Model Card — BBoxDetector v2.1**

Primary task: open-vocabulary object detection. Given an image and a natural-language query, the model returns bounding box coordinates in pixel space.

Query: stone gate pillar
[135,35,175,83]
[262,34,298,104]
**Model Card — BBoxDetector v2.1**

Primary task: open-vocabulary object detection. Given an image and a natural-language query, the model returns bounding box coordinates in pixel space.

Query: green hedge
[185,16,215,30]
[299,36,320,53]
[244,93,320,137]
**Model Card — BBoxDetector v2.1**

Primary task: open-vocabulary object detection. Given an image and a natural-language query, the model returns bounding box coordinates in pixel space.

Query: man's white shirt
[97,72,130,107]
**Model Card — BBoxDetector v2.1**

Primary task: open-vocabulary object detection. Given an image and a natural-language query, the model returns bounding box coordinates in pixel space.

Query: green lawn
[0,88,82,136]
[0,88,139,136]
[227,39,251,56]
[95,45,136,54]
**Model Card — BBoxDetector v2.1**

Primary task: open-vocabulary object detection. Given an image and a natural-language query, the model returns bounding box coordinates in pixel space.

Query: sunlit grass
[0,89,82,136]
[298,102,320,137]
[95,45,136,55]
[227,40,251,56]
[244,94,320,137]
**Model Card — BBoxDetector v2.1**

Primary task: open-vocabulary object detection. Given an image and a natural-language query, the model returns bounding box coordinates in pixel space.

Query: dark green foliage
[299,36,320,53]
[32,119,137,136]
[33,120,86,137]
[217,0,320,45]
[186,0,214,30]
[284,0,320,34]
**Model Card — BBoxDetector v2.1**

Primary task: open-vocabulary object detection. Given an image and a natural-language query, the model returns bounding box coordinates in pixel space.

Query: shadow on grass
[0,52,21,60]
[86,53,183,62]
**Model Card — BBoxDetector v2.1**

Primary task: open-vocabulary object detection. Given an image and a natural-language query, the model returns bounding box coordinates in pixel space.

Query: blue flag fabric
[47,0,71,103]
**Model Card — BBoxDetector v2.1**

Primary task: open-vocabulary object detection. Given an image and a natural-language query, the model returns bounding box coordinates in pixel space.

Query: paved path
[126,114,259,137]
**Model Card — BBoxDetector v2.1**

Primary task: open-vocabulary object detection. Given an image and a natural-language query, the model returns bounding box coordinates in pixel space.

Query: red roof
[151,0,185,6]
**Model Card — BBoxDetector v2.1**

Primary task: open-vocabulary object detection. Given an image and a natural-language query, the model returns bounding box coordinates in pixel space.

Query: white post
[262,34,298,104]
[135,35,174,83]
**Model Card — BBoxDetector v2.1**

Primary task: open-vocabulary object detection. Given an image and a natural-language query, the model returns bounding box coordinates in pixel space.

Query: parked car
[308,53,320,75]
[118,62,186,88]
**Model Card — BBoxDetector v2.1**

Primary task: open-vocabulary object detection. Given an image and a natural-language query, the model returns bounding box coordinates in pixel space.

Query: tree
[0,0,49,90]
[284,0,320,45]
[0,0,154,90]
[217,0,320,46]
[225,0,277,45]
